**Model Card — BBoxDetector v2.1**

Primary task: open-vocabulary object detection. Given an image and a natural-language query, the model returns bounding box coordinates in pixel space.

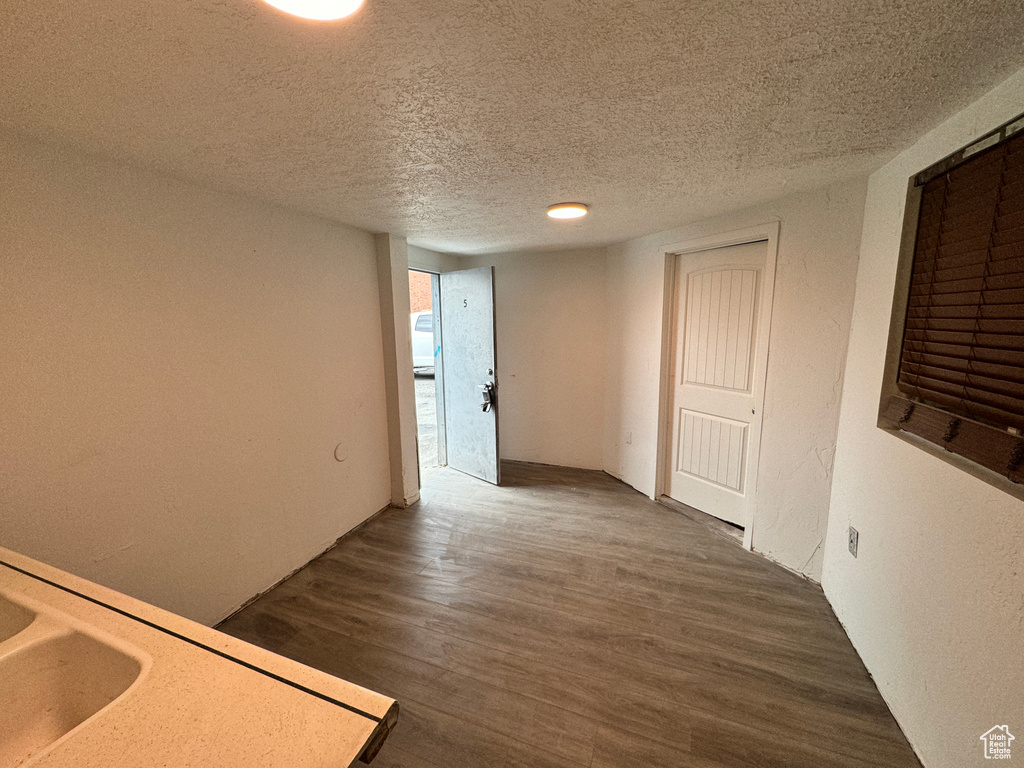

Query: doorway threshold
[657,495,744,547]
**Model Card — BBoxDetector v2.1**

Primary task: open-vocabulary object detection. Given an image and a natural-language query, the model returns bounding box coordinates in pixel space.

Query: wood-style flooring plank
[276,620,600,766]
[343,526,857,657]
[251,563,908,764]
[275,553,883,716]
[224,586,697,751]
[218,462,921,768]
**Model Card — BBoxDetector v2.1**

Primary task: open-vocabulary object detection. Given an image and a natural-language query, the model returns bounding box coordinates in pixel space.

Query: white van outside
[410,311,435,374]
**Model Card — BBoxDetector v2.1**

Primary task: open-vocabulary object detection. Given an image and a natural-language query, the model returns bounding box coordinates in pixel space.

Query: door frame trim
[654,222,780,551]
[428,271,447,468]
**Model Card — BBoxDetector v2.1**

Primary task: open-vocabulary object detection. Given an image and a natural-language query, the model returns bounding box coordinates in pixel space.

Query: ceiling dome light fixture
[547,203,589,220]
[261,0,364,21]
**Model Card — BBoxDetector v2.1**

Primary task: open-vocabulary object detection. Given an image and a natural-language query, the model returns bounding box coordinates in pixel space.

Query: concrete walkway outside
[415,375,438,471]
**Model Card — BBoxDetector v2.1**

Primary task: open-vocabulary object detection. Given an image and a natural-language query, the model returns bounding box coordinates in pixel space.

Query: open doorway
[409,269,442,474]
[408,265,500,486]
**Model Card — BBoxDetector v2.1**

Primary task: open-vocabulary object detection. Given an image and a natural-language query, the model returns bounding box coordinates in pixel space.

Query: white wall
[0,133,392,626]
[824,70,1024,768]
[464,249,607,470]
[604,178,867,580]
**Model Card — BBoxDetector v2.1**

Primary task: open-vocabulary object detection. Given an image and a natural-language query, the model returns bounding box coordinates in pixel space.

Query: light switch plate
[848,527,859,558]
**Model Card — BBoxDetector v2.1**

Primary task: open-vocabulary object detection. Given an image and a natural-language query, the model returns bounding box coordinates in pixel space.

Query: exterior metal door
[667,240,768,526]
[440,267,499,484]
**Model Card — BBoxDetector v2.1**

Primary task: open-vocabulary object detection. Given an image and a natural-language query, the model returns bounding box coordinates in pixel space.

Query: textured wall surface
[604,177,866,581]
[465,249,607,470]
[0,132,391,625]
[824,68,1024,768]
[2,0,1024,253]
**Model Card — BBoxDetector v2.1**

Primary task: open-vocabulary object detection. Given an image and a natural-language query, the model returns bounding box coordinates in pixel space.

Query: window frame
[878,113,1024,499]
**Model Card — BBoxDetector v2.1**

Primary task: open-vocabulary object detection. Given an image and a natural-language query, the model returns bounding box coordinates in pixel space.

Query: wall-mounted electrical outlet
[848,526,859,558]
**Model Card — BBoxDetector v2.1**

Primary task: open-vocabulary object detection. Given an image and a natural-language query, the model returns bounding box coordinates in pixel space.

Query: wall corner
[375,234,421,507]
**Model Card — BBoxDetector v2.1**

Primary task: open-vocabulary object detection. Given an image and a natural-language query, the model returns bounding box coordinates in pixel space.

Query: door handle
[480,381,496,412]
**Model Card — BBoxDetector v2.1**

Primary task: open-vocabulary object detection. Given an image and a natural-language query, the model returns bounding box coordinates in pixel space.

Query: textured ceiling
[2,0,1024,254]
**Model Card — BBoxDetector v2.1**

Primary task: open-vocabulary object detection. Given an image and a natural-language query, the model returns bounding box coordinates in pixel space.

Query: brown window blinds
[897,129,1024,434]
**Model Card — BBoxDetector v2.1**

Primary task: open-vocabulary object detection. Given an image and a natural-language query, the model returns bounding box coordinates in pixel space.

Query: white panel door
[667,240,768,526]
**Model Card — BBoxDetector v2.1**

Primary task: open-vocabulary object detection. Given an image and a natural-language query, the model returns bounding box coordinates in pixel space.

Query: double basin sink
[0,591,147,766]
[0,548,398,768]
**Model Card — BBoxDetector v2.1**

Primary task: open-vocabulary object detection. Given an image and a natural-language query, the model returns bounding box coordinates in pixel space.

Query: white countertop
[0,546,398,767]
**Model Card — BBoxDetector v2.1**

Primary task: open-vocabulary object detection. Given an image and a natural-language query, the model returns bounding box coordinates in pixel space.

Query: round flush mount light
[546,203,589,220]
[261,0,364,20]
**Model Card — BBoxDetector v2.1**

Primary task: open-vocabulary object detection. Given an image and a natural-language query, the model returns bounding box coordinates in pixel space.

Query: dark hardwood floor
[218,462,921,768]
